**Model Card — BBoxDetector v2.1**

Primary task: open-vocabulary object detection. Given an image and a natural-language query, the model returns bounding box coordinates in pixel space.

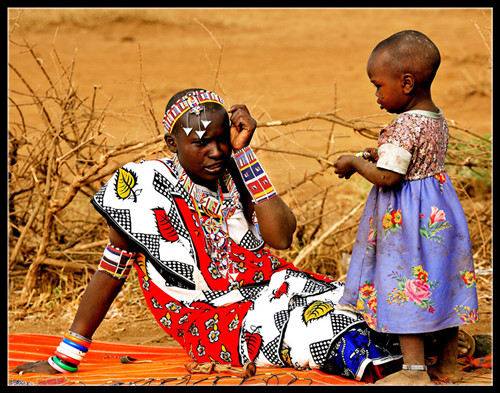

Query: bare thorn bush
[9,38,491,321]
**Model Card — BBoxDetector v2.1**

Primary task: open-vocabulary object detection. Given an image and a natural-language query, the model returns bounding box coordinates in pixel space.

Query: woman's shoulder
[121,157,172,169]
[112,157,179,197]
[118,157,177,177]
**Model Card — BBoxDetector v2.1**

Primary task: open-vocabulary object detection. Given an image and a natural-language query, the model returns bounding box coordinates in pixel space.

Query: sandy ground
[8,8,492,347]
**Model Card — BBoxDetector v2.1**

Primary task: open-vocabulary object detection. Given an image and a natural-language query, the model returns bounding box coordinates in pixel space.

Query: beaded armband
[233,146,277,204]
[97,242,136,280]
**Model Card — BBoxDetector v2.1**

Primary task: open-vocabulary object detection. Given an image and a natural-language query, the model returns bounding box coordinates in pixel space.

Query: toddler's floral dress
[338,109,479,334]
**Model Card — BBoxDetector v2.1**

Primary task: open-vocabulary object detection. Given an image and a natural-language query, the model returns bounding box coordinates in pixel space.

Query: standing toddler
[334,30,478,385]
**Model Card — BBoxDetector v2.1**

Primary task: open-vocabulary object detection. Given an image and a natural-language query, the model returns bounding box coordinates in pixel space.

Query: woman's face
[367,49,409,114]
[167,106,232,191]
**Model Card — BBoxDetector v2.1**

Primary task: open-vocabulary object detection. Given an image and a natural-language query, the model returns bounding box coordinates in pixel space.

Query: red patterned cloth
[135,257,252,364]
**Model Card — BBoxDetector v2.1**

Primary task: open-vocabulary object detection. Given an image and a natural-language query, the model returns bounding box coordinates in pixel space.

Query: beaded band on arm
[97,242,136,280]
[233,146,277,204]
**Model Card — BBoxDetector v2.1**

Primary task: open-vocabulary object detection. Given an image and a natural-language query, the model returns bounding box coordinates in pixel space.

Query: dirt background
[8,8,492,348]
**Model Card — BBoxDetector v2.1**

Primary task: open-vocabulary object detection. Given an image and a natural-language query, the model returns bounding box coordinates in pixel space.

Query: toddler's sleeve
[377,114,414,175]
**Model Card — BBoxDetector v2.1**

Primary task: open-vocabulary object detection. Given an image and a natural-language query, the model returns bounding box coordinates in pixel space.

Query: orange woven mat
[8,334,492,386]
[8,334,362,386]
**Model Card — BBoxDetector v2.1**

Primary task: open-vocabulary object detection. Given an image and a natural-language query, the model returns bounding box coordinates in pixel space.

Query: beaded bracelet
[56,344,84,361]
[48,356,69,373]
[47,330,92,373]
[233,146,277,204]
[64,331,91,347]
[51,355,78,373]
[54,349,81,365]
[62,337,89,352]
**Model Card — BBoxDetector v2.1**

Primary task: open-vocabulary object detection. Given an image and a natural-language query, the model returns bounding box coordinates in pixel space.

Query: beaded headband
[163,90,226,135]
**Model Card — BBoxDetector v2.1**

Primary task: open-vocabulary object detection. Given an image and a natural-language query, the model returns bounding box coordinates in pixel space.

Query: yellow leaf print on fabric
[115,167,139,201]
[302,301,334,324]
[281,345,293,366]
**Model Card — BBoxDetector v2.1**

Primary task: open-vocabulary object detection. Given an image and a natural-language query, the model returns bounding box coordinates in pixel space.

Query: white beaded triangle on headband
[163,90,226,134]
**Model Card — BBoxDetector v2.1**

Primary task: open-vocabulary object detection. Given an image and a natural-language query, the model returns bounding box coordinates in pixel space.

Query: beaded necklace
[173,154,240,282]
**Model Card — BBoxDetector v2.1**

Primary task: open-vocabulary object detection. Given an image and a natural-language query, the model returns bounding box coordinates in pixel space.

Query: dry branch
[257,110,380,139]
[293,201,364,270]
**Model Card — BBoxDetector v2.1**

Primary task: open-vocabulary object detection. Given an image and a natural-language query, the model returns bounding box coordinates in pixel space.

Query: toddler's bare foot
[427,362,462,383]
[373,370,433,385]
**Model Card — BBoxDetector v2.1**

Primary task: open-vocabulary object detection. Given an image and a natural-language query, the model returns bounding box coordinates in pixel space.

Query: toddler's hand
[334,155,355,179]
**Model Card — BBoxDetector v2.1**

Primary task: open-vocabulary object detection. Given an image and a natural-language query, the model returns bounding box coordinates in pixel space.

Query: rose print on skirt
[387,265,441,313]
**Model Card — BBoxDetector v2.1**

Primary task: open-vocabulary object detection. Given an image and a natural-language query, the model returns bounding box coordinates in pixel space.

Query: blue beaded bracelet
[62,337,88,352]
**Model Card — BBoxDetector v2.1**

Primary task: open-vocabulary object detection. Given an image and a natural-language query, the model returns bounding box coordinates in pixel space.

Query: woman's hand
[11,360,59,375]
[228,104,257,152]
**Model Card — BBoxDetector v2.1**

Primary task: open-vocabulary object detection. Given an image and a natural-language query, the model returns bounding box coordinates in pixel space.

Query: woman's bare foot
[373,370,433,385]
[457,330,475,357]
[427,362,463,383]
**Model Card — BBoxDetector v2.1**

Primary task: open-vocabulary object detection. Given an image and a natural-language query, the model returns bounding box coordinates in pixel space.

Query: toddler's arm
[334,154,403,187]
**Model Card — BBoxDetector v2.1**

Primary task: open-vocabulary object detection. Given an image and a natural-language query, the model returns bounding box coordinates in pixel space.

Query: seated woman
[11,89,402,381]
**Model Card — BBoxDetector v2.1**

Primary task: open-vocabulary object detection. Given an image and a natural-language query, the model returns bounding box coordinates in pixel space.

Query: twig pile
[8,38,165,312]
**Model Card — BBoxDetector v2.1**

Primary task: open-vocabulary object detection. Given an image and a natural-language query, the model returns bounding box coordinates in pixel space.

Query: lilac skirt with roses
[338,172,478,334]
